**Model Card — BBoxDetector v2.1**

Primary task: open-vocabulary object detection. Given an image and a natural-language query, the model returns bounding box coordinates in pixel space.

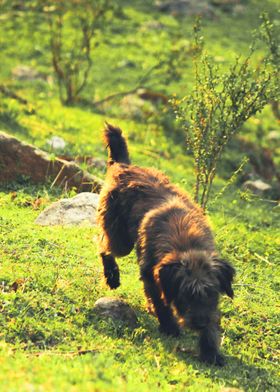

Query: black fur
[104,122,130,166]
[97,124,235,366]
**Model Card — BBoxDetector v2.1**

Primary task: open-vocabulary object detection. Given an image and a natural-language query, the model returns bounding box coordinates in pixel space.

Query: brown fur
[97,123,235,366]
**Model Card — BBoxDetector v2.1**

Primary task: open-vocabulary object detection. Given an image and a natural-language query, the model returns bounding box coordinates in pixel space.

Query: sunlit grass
[0,0,279,390]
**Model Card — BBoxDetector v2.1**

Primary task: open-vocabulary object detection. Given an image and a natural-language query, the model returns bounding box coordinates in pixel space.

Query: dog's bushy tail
[104,122,130,166]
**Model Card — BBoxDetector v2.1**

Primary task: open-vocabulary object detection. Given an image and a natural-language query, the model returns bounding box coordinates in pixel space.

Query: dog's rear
[104,122,130,166]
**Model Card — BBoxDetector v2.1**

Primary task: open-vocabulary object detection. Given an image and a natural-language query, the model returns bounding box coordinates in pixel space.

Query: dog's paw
[107,278,120,289]
[159,323,180,337]
[199,352,226,367]
[105,270,120,289]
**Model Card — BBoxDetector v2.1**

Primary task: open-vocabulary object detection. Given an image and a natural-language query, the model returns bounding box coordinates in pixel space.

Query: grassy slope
[0,1,279,391]
[0,191,279,391]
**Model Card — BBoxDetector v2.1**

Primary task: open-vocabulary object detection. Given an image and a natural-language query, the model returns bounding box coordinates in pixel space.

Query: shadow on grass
[1,285,277,391]
[0,111,31,139]
[119,0,158,16]
[82,306,278,391]
[0,181,61,197]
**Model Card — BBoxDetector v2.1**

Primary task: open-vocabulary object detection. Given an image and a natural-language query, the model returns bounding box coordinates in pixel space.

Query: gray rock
[141,20,166,31]
[47,136,66,150]
[87,157,107,171]
[243,179,272,195]
[155,0,215,17]
[12,65,44,81]
[94,297,138,328]
[220,388,243,392]
[232,4,246,15]
[35,192,99,226]
[120,94,156,120]
[117,59,137,69]
[267,131,280,142]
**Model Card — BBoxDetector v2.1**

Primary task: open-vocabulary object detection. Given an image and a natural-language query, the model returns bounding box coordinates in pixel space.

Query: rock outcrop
[0,132,102,192]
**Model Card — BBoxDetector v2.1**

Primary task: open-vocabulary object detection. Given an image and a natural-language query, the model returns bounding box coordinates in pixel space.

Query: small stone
[94,297,138,328]
[35,192,99,226]
[267,131,280,142]
[232,4,246,15]
[117,60,137,69]
[243,179,272,195]
[155,0,215,17]
[12,65,41,81]
[120,94,156,119]
[87,157,107,171]
[47,136,66,150]
[141,20,165,31]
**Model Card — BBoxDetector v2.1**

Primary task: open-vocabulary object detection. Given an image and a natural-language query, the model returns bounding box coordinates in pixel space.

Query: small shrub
[259,12,280,119]
[174,20,274,210]
[260,13,280,76]
[46,0,116,105]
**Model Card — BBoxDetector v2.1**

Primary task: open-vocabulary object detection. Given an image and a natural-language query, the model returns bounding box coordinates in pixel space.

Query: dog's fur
[97,123,235,366]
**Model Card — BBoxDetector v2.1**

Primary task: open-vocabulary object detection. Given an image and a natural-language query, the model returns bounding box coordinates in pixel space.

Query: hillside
[0,1,279,391]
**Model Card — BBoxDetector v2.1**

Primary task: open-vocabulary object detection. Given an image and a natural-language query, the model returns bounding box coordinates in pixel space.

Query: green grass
[0,0,279,391]
[0,190,279,391]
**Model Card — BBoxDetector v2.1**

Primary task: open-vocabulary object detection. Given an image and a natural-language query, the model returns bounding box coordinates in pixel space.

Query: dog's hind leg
[142,271,180,337]
[99,189,134,257]
[99,225,133,290]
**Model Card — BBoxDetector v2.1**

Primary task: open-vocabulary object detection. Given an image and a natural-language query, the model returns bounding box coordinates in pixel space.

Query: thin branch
[0,85,28,105]
[92,61,165,107]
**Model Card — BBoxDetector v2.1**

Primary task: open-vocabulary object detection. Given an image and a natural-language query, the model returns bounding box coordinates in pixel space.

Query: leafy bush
[174,20,274,210]
[260,12,280,77]
[259,12,280,119]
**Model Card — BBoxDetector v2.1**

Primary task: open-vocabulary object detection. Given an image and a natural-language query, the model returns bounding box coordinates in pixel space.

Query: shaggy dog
[97,123,235,366]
